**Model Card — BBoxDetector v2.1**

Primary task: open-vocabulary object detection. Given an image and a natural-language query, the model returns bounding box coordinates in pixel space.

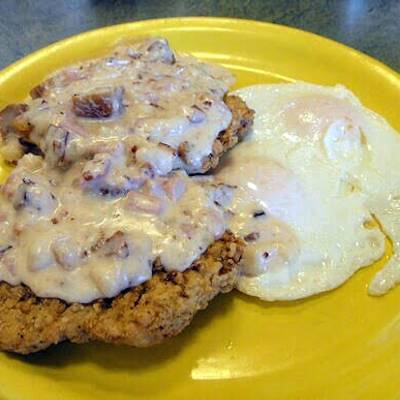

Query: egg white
[215,82,400,300]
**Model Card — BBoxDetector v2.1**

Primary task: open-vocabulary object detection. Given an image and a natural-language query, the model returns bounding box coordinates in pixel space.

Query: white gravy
[0,38,234,303]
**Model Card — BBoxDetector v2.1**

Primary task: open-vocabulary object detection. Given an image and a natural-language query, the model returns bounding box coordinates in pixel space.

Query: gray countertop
[0,0,399,71]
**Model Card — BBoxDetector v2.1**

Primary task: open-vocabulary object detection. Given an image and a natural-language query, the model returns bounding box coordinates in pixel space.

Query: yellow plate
[1,17,400,400]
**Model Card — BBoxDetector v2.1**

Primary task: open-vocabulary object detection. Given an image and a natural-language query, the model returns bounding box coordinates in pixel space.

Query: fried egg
[215,82,400,301]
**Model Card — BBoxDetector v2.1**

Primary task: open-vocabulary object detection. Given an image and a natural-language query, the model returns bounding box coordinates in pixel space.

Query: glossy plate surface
[0,17,400,400]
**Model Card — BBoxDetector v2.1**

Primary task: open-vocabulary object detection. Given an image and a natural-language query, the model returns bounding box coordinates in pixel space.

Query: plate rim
[0,17,399,87]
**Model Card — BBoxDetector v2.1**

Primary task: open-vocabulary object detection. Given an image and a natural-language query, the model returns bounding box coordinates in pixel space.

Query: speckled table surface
[0,0,399,71]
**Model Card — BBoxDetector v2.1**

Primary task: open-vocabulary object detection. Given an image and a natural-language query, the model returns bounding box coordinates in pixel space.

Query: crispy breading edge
[0,232,244,355]
[199,95,254,173]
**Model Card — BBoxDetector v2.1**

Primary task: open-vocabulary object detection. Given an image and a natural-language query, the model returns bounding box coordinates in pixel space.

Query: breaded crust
[0,232,243,355]
[199,95,254,173]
